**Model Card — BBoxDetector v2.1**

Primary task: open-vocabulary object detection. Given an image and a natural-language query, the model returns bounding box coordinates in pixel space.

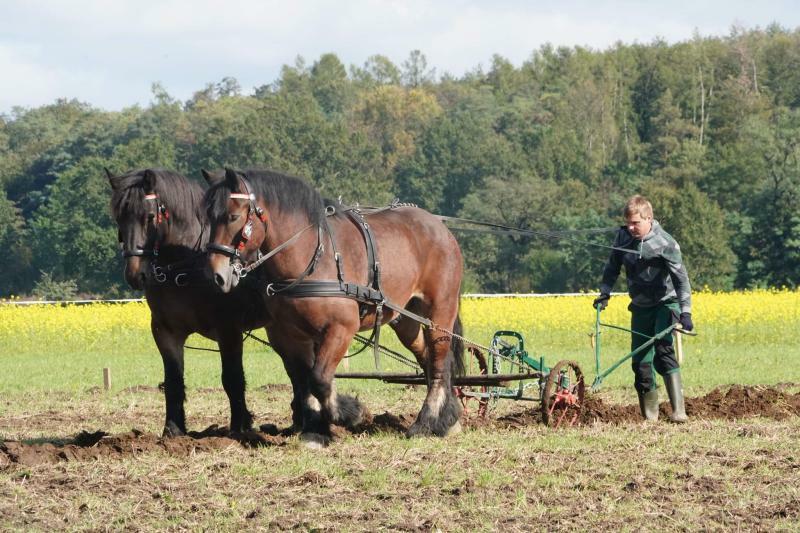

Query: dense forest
[1,25,799,298]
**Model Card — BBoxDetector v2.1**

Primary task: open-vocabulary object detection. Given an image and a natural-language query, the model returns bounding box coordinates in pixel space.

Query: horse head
[203,168,269,293]
[107,168,173,289]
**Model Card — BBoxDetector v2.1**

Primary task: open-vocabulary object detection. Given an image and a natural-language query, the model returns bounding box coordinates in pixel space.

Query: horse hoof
[299,432,330,449]
[405,422,431,439]
[259,423,280,435]
[406,419,461,438]
[162,422,185,438]
[445,420,462,436]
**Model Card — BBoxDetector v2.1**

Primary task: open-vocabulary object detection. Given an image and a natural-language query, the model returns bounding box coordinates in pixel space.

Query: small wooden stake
[103,367,112,391]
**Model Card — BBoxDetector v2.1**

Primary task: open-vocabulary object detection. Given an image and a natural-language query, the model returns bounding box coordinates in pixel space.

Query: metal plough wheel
[541,360,585,428]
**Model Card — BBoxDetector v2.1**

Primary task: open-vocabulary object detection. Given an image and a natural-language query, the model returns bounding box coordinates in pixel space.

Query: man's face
[625,212,652,239]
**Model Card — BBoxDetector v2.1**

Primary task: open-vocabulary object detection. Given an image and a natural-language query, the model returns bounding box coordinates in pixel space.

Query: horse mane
[110,169,205,224]
[205,168,326,225]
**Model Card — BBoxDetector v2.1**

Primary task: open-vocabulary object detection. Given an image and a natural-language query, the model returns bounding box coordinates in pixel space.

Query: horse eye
[228,214,240,222]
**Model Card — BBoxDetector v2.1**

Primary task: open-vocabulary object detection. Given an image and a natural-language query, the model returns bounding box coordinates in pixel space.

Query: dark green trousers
[629,301,681,393]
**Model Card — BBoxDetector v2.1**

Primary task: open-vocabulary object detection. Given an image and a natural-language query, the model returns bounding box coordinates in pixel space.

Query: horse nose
[214,273,225,288]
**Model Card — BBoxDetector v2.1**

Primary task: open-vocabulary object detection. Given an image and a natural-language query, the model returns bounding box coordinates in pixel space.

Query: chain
[429,323,531,372]
[351,334,420,370]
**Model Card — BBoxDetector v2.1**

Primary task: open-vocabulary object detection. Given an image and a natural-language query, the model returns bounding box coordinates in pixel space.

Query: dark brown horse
[204,168,464,446]
[108,168,272,436]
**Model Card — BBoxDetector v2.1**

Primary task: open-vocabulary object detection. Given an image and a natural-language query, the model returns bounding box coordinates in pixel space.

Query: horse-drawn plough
[336,306,695,428]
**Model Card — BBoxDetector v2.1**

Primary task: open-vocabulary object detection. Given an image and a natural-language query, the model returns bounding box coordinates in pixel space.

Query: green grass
[3,317,798,396]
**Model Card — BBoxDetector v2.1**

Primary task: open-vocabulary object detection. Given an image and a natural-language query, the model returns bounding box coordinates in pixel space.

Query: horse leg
[407,306,463,438]
[279,352,313,433]
[389,297,430,367]
[268,330,320,434]
[305,325,369,447]
[151,321,188,437]
[217,331,253,434]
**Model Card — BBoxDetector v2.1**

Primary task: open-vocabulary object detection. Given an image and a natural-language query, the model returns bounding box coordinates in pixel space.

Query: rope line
[438,215,638,255]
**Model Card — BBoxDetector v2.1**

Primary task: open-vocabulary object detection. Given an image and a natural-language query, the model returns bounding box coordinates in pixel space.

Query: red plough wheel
[542,360,585,428]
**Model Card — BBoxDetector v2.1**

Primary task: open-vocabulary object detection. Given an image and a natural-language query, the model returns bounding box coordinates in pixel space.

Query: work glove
[592,293,610,310]
[678,312,694,332]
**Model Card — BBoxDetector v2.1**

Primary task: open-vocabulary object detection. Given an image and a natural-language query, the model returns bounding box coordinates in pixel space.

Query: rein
[436,215,640,255]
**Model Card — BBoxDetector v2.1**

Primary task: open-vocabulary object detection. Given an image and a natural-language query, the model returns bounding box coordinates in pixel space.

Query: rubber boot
[664,372,688,423]
[637,389,659,421]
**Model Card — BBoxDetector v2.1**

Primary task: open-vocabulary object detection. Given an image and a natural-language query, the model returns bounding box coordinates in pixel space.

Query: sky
[1,0,798,115]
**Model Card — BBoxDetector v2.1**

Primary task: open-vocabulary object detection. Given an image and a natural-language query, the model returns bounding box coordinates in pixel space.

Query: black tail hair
[448,313,466,378]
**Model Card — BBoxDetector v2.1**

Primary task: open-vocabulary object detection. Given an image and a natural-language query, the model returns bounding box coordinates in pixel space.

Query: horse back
[337,206,462,300]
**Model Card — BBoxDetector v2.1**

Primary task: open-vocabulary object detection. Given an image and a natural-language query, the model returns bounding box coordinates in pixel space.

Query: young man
[593,195,693,422]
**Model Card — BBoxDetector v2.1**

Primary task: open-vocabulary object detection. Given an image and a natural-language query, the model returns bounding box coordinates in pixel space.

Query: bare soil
[494,383,800,428]
[3,384,799,468]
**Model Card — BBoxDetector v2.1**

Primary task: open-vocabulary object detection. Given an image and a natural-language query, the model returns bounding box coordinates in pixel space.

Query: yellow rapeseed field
[461,288,800,348]
[0,301,151,354]
[1,289,797,356]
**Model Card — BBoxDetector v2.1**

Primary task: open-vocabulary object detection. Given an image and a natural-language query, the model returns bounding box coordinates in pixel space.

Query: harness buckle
[233,261,247,279]
[174,273,189,287]
[153,266,167,284]
[265,283,276,296]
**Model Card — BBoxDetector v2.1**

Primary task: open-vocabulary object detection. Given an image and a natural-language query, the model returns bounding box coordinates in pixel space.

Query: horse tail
[449,311,466,378]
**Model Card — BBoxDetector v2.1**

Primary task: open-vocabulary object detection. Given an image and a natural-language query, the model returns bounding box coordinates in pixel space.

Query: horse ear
[201,169,223,186]
[105,167,120,190]
[142,169,157,193]
[224,167,240,191]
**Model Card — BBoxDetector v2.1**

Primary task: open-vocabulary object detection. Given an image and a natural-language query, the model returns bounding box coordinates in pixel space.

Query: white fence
[1,293,623,306]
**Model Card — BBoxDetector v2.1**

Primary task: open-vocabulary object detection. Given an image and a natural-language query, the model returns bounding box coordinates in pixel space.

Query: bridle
[121,192,169,259]
[206,173,324,283]
[120,188,208,286]
[206,175,269,277]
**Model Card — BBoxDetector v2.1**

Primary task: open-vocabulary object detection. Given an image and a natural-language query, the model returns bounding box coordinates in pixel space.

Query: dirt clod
[2,385,799,467]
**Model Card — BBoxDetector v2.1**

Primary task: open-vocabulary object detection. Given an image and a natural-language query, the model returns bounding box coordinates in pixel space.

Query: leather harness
[207,176,435,369]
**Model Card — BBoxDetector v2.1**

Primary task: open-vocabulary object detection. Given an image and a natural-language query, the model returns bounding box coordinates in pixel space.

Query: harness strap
[344,209,379,289]
[322,213,345,284]
[332,205,384,366]
[207,242,238,257]
[263,225,324,295]
[122,248,156,258]
[268,279,433,328]
[266,201,439,368]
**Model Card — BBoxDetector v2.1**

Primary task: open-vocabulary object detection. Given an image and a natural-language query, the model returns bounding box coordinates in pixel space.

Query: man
[593,195,693,422]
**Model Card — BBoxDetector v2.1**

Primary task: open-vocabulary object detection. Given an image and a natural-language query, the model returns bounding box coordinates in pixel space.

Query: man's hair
[623,195,653,219]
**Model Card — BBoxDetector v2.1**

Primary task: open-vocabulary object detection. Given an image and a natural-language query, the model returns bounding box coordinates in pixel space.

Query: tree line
[1,25,799,298]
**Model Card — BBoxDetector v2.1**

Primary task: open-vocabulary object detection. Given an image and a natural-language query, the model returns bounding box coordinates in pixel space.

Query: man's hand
[679,312,694,332]
[593,293,610,310]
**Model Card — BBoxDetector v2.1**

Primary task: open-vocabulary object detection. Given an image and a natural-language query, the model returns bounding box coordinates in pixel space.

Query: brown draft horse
[108,168,272,437]
[204,168,464,446]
